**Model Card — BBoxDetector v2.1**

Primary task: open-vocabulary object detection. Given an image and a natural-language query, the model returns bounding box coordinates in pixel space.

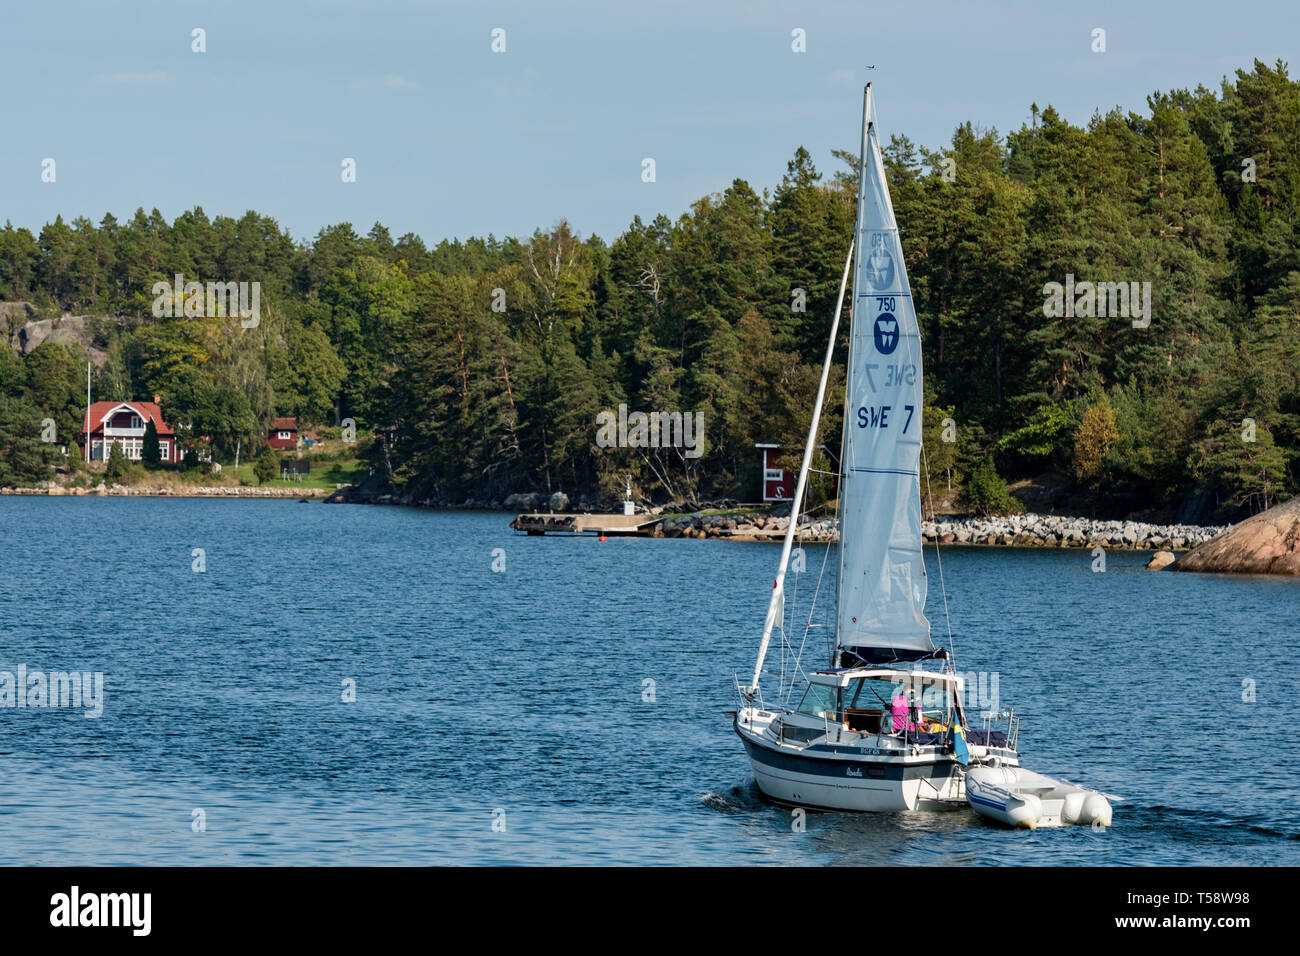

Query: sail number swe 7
[857,403,914,431]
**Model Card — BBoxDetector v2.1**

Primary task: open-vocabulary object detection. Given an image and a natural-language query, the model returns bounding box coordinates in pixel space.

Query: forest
[1,59,1297,522]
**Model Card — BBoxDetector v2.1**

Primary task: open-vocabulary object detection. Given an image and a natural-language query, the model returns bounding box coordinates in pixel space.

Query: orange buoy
[599,535,607,542]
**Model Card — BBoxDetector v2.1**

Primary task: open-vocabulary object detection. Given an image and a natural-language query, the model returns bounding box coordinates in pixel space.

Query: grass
[660,506,766,518]
[229,458,367,491]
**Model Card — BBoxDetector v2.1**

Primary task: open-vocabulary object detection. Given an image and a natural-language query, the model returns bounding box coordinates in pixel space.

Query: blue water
[0,498,1295,865]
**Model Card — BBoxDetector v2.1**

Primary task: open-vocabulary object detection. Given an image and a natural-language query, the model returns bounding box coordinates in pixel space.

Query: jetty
[509,513,662,536]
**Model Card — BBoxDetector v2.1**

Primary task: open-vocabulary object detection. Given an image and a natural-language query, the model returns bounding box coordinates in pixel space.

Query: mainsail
[836,85,935,664]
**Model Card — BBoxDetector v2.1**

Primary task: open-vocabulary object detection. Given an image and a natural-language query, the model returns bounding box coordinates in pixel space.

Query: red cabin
[268,417,298,450]
[756,443,794,502]
[756,442,839,503]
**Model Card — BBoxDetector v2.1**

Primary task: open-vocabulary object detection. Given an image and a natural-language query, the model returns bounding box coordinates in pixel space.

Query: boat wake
[700,782,770,814]
[1129,803,1300,843]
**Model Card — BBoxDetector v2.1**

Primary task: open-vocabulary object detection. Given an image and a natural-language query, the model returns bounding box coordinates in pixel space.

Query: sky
[1,0,1296,247]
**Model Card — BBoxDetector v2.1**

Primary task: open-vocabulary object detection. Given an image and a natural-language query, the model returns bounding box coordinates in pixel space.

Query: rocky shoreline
[1,484,328,498]
[653,511,1226,550]
[6,480,1228,552]
[1172,494,1300,574]
[326,483,1226,550]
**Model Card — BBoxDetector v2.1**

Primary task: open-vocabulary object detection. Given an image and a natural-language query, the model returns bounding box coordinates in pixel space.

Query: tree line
[1,59,1297,520]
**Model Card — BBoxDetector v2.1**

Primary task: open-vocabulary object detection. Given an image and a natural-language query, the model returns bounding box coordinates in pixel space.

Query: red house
[268,417,298,450]
[756,443,794,502]
[82,398,183,464]
[756,442,840,503]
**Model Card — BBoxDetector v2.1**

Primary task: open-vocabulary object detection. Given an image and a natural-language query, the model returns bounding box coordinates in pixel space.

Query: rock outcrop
[1172,496,1300,575]
[1146,550,1176,570]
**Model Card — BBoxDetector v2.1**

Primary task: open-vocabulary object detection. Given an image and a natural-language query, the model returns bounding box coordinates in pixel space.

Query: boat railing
[977,708,1020,750]
[733,671,766,716]
[887,722,950,747]
[874,710,1019,750]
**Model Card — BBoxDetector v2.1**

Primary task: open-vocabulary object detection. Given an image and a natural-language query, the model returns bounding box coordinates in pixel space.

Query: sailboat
[734,85,1112,824]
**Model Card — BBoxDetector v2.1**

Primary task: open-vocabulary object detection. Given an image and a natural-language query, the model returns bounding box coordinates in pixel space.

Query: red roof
[83,400,177,437]
[272,417,298,431]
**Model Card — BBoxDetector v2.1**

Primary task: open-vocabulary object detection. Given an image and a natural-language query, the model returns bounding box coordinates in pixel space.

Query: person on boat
[889,688,910,732]
[889,686,924,733]
[907,688,923,730]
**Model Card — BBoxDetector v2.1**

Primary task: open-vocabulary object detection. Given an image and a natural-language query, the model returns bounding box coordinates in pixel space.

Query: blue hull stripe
[737,723,958,783]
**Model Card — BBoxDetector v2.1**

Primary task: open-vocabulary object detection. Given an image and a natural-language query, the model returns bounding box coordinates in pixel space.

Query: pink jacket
[890,694,909,731]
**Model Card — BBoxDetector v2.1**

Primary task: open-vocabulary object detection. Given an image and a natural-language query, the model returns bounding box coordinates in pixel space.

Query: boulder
[548,491,569,512]
[1173,496,1300,575]
[1146,550,1176,570]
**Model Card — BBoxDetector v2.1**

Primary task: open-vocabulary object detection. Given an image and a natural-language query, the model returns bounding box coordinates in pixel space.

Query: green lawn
[229,458,368,491]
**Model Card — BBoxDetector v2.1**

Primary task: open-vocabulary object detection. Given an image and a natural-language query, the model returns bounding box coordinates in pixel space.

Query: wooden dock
[510,513,662,536]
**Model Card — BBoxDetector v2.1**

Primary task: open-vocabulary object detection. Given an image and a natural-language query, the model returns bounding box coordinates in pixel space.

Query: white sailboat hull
[735,712,965,813]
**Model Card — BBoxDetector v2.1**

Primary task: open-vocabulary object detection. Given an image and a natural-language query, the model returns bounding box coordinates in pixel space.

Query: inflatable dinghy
[966,764,1114,828]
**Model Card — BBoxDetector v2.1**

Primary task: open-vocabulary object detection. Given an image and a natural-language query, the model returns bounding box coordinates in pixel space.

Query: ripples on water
[0,498,1295,865]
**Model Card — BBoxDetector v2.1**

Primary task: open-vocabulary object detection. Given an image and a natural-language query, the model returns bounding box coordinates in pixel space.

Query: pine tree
[142,418,161,466]
[105,440,129,480]
[253,446,279,485]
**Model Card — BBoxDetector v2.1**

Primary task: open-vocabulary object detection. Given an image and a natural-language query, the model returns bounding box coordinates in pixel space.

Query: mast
[831,83,873,664]
[747,238,854,695]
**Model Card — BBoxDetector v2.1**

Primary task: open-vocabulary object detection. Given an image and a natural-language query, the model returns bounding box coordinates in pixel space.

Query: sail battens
[835,84,934,659]
[848,467,919,476]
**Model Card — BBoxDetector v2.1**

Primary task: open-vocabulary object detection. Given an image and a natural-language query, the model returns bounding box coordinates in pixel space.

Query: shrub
[253,447,280,485]
[105,441,129,480]
[1073,397,1121,484]
[959,458,1024,516]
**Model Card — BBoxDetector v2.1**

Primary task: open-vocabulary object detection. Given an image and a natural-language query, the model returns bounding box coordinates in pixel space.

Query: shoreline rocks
[4,478,1237,555]
[652,511,1226,550]
[2,484,330,499]
[1172,495,1300,575]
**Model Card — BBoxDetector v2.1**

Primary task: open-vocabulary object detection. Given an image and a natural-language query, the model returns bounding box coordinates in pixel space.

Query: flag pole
[85,361,91,462]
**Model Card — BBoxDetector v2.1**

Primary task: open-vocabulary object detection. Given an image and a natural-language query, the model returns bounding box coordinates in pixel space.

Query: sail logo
[873,313,899,354]
[862,233,895,292]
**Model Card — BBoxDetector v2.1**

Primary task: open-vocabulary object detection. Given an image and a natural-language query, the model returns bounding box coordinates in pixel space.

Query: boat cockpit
[794,667,965,737]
